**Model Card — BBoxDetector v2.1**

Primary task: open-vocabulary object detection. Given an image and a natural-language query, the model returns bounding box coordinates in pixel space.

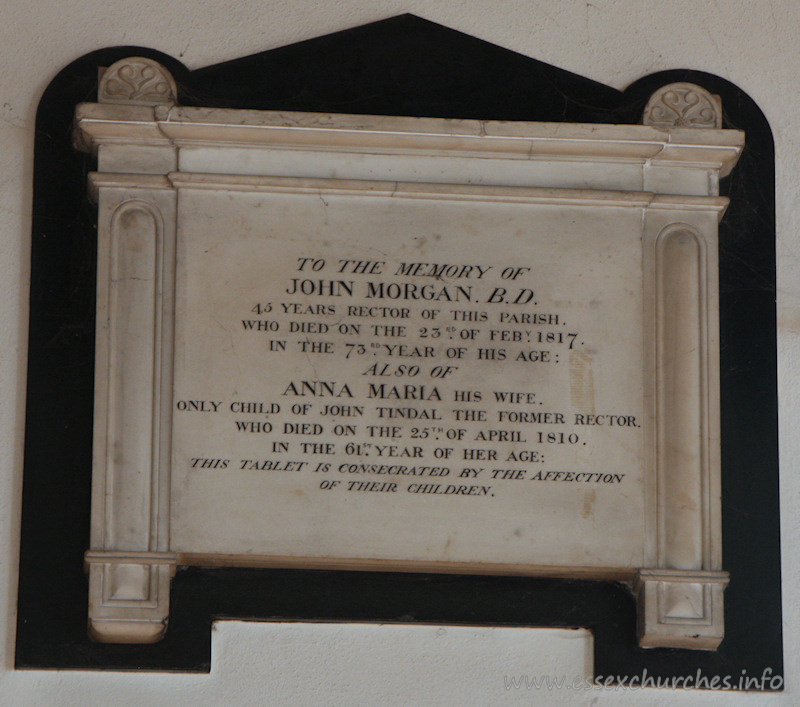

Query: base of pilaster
[85,550,177,644]
[634,568,729,650]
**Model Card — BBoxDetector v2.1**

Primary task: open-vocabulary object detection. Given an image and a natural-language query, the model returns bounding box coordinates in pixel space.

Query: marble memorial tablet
[74,58,743,649]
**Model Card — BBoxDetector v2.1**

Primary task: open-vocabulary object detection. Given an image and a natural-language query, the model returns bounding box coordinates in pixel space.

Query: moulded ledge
[73,102,745,175]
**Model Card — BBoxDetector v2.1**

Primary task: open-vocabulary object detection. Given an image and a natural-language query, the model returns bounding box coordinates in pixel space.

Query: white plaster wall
[0,1,796,704]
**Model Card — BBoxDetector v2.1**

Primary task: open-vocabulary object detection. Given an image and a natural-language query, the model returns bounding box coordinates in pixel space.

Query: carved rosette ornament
[98,57,177,105]
[643,83,722,129]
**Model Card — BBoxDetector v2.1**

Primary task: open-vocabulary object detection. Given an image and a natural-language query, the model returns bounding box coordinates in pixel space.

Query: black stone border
[16,15,782,686]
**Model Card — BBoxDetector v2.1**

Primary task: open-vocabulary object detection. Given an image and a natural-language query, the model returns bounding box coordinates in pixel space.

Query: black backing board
[16,15,782,686]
